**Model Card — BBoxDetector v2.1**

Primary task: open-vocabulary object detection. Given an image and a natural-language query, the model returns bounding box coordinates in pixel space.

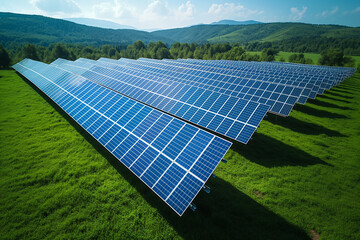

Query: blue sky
[1,0,359,29]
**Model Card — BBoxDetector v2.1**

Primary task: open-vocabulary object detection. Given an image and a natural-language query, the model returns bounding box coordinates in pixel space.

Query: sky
[1,0,359,29]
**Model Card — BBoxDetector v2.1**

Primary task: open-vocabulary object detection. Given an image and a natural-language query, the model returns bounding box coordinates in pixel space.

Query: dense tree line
[318,49,355,67]
[288,54,313,64]
[2,41,278,66]
[0,41,358,72]
[0,44,11,67]
[245,37,360,56]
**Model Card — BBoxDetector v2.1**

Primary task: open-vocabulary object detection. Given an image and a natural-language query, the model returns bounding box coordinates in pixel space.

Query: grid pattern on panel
[140,58,327,99]
[171,58,353,95]
[13,58,232,216]
[69,57,353,116]
[98,58,301,116]
[52,60,270,144]
[133,58,311,103]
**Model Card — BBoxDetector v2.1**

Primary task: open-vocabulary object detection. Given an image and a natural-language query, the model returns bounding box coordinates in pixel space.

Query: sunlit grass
[0,70,359,239]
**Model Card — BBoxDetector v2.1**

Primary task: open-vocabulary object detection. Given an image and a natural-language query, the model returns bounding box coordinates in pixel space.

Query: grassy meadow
[0,69,359,240]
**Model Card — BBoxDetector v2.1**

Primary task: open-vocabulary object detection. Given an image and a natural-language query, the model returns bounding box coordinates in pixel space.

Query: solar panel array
[13,57,354,216]
[51,59,270,144]
[107,58,304,116]
[13,59,232,216]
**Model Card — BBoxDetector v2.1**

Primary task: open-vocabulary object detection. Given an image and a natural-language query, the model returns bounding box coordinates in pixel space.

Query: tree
[108,48,116,58]
[318,48,355,67]
[156,47,171,59]
[261,48,278,62]
[318,49,339,66]
[133,40,146,50]
[22,44,39,60]
[52,43,70,60]
[0,44,11,67]
[102,44,112,55]
[170,42,181,59]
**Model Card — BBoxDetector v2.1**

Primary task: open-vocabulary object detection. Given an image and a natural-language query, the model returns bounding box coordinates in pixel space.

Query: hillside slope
[0,12,172,47]
[64,18,136,30]
[1,12,359,48]
[153,22,360,43]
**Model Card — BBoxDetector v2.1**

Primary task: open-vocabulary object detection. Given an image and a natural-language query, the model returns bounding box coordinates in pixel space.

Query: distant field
[1,70,359,239]
[247,51,360,66]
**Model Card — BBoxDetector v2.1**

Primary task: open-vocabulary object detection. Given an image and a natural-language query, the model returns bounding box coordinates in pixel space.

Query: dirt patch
[311,230,321,240]
[253,190,264,198]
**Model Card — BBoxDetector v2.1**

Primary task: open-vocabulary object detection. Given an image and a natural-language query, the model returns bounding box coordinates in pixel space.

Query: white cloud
[350,6,360,13]
[290,6,307,21]
[321,6,338,17]
[143,0,169,18]
[86,0,198,29]
[138,0,197,28]
[31,0,80,14]
[208,3,263,20]
[92,0,135,19]
[175,1,195,20]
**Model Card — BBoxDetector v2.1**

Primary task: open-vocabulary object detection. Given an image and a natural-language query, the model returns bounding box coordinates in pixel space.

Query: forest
[0,41,358,71]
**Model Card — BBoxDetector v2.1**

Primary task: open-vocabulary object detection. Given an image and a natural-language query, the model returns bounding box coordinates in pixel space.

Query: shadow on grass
[18,74,311,240]
[306,98,353,111]
[265,115,346,137]
[317,95,351,104]
[294,104,348,119]
[335,85,359,92]
[338,77,360,90]
[326,91,354,99]
[328,88,353,95]
[231,133,330,168]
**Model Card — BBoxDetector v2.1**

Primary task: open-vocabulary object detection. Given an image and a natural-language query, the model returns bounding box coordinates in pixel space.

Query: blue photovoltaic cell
[94,58,303,115]
[52,60,270,144]
[13,58,232,216]
[110,57,352,110]
[166,58,353,96]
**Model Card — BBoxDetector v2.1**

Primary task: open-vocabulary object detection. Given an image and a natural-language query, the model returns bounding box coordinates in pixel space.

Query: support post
[202,185,211,194]
[189,203,197,211]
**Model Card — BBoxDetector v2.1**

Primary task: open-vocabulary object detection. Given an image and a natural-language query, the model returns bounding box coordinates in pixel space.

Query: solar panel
[13,58,232,216]
[171,58,352,96]
[142,58,322,97]
[51,60,270,144]
[99,58,302,116]
[134,58,312,105]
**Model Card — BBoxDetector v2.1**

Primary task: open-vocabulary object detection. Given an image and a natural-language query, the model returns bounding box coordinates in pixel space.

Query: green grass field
[1,69,359,240]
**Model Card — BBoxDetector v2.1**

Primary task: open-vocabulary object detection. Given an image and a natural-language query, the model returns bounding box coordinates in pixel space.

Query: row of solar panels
[13,57,353,216]
[13,59,232,216]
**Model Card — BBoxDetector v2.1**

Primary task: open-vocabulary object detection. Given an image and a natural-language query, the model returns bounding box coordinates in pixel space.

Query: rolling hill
[0,12,359,48]
[152,22,360,43]
[210,20,262,25]
[64,18,136,30]
[0,12,171,47]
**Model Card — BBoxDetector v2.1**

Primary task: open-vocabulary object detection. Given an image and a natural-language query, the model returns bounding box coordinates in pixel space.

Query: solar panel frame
[13,59,232,216]
[172,58,351,94]
[153,58,323,94]
[136,58,312,104]
[97,58,300,116]
[51,60,270,144]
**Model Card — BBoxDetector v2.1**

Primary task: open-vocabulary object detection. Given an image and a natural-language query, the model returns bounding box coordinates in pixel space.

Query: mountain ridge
[64,18,136,30]
[0,12,172,47]
[210,20,262,25]
[0,12,359,48]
